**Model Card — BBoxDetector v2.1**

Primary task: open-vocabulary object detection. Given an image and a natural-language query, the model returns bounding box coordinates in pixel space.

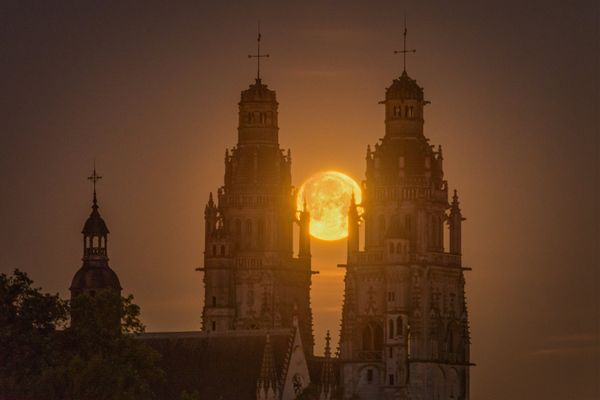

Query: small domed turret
[386,71,424,102]
[70,168,121,298]
[383,71,427,138]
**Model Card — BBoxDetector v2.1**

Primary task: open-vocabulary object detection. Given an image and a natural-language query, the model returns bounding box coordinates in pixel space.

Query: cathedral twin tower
[199,33,472,400]
[201,75,314,351]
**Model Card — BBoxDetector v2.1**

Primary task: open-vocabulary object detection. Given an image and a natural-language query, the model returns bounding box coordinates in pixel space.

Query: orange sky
[0,2,598,399]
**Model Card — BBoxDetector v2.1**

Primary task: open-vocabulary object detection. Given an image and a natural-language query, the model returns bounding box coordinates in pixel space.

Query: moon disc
[296,171,362,241]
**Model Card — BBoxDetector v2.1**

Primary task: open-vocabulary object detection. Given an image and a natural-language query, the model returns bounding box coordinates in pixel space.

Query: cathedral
[68,29,471,400]
[339,69,471,400]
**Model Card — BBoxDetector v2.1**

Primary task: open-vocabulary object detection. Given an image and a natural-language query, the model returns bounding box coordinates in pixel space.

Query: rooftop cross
[248,22,269,80]
[393,16,416,72]
[87,162,102,205]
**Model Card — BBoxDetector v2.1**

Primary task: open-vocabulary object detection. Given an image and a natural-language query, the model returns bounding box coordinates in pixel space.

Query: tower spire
[393,16,416,72]
[248,21,270,81]
[87,161,102,208]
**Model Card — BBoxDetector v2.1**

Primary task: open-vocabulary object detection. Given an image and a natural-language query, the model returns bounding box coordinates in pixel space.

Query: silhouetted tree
[0,269,164,400]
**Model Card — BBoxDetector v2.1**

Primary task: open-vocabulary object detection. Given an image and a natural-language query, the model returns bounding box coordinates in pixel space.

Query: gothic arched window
[362,325,373,351]
[379,215,386,242]
[374,324,384,351]
[397,316,403,336]
[389,319,395,339]
[257,219,265,249]
[212,245,217,256]
[212,296,217,307]
[220,245,225,256]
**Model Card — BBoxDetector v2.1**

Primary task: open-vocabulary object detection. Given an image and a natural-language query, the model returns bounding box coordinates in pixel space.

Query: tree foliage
[0,269,164,400]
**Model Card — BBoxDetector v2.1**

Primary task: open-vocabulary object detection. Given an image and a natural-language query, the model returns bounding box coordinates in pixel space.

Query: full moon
[296,171,362,241]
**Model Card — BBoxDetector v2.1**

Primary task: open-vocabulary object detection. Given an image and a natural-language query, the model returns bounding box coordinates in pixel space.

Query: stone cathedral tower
[338,49,472,399]
[200,49,314,353]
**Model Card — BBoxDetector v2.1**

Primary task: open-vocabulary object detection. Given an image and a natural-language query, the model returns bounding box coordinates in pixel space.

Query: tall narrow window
[211,321,216,331]
[379,215,386,242]
[389,319,395,338]
[362,325,373,351]
[374,325,384,351]
[245,219,252,249]
[367,369,373,383]
[212,296,217,307]
[397,316,403,336]
[257,219,265,249]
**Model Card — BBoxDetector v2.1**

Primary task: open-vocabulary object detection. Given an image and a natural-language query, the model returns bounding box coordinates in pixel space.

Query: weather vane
[87,161,102,202]
[248,21,269,80]
[393,16,416,72]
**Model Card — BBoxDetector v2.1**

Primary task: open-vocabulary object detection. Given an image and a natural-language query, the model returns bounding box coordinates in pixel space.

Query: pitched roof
[141,329,293,400]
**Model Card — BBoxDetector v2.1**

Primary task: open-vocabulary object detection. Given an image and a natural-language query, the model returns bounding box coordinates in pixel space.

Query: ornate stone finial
[292,303,299,328]
[257,332,279,399]
[451,189,461,212]
[393,16,416,73]
[248,21,270,81]
[320,330,336,400]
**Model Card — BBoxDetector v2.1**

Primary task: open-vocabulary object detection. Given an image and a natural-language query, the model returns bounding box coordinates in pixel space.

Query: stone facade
[339,70,471,400]
[201,78,314,354]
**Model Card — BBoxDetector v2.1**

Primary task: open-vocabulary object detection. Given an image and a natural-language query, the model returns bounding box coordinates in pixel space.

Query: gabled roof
[141,329,293,400]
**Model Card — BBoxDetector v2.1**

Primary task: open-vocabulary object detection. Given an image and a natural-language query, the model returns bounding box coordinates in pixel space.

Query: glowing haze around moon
[296,171,362,241]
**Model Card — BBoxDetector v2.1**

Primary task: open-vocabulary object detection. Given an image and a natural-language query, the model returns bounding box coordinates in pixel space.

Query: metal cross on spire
[248,22,269,81]
[87,162,102,205]
[393,16,416,72]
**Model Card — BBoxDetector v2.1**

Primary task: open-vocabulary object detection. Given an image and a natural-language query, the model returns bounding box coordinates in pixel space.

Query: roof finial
[248,21,270,81]
[324,330,332,358]
[393,15,416,72]
[87,160,102,208]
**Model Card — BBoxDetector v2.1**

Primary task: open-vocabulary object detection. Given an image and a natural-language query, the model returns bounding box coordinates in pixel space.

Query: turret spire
[393,16,416,73]
[248,22,270,81]
[257,333,279,400]
[319,330,336,400]
[87,162,102,208]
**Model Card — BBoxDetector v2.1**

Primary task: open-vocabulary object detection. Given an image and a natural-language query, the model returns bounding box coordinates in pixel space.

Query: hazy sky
[1,1,598,399]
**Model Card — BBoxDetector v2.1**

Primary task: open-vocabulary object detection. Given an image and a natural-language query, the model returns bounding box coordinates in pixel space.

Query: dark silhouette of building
[338,56,472,400]
[70,168,121,299]
[200,75,314,353]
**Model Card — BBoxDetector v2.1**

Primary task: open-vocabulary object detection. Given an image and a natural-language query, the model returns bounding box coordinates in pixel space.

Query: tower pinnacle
[248,22,270,81]
[393,16,416,73]
[87,162,102,207]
